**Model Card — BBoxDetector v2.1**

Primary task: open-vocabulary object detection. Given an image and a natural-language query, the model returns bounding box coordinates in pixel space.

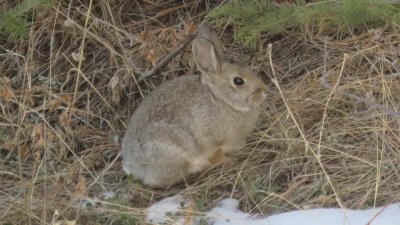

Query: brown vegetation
[0,0,399,224]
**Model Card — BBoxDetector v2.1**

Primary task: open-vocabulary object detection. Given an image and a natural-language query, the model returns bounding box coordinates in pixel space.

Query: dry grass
[1,0,399,224]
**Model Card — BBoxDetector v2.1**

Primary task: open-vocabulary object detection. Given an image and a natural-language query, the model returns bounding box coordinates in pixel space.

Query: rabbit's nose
[259,86,268,93]
[261,88,268,98]
[252,87,267,103]
[259,86,268,95]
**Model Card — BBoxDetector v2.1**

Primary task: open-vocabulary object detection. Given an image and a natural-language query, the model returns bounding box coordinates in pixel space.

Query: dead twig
[138,33,196,83]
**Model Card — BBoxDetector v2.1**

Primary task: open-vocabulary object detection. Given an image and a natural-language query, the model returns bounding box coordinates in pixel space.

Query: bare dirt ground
[1,1,399,224]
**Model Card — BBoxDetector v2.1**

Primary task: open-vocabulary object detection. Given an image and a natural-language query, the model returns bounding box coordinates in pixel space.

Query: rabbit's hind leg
[141,158,189,187]
[131,124,206,187]
[138,133,195,187]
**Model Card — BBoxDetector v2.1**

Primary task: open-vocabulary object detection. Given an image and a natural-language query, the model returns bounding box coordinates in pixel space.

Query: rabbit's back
[135,75,258,147]
[132,75,209,127]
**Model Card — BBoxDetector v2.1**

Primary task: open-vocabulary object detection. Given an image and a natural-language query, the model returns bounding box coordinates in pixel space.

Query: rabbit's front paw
[209,149,234,166]
[188,157,212,174]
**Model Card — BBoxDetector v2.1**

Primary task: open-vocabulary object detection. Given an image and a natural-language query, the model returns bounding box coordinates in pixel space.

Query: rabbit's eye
[233,77,245,86]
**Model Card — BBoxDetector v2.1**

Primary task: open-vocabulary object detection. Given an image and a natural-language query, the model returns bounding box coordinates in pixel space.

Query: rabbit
[121,23,267,187]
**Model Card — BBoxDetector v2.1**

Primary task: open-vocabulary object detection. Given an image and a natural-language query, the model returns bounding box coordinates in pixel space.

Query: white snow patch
[100,191,116,200]
[146,195,190,224]
[207,198,400,225]
[206,198,252,224]
[146,196,400,225]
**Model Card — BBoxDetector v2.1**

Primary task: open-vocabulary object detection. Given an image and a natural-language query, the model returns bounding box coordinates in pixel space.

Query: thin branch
[138,33,196,83]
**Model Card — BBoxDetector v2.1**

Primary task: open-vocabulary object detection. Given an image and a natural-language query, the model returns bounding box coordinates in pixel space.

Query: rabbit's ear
[192,38,220,75]
[196,23,224,61]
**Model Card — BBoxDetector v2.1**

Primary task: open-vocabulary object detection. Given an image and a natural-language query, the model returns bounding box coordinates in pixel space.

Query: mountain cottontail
[122,23,267,187]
